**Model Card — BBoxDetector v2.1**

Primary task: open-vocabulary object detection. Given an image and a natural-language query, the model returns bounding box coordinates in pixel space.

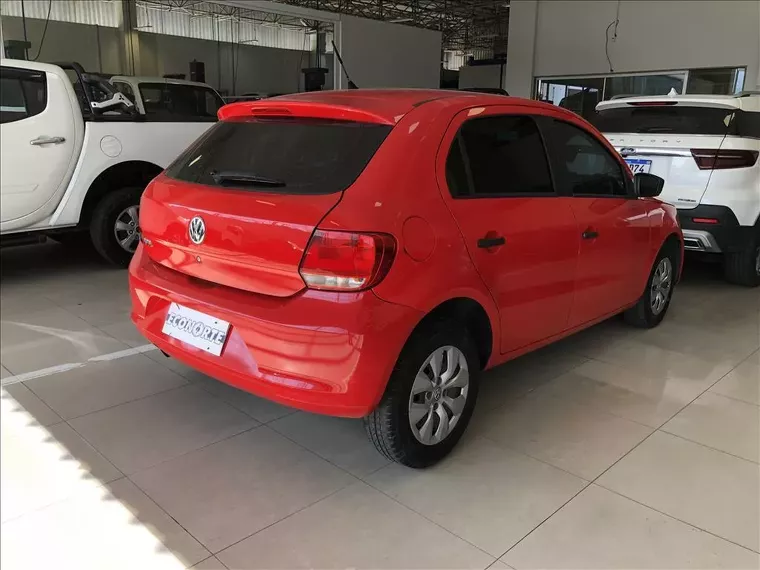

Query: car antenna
[331,41,358,89]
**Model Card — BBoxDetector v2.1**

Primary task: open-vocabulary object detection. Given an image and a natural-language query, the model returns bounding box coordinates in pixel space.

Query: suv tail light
[691,149,759,170]
[299,230,396,291]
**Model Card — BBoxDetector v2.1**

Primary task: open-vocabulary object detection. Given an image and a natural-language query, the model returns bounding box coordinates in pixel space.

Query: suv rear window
[590,105,735,135]
[165,117,392,194]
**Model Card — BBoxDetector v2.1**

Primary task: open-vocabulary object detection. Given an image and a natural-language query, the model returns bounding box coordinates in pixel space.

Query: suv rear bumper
[678,205,756,254]
[129,245,422,418]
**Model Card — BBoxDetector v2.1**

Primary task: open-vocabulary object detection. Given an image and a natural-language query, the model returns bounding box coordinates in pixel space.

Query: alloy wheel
[408,345,470,446]
[650,257,673,315]
[114,205,140,253]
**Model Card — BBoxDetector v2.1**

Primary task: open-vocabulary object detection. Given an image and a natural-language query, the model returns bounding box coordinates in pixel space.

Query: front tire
[89,187,143,267]
[624,244,678,328]
[724,238,760,287]
[364,320,479,468]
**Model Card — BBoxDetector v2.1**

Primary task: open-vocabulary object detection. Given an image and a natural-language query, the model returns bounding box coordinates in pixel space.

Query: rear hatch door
[139,110,392,297]
[593,101,737,209]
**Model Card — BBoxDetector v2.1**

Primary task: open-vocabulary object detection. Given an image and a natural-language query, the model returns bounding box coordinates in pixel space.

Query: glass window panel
[687,67,746,95]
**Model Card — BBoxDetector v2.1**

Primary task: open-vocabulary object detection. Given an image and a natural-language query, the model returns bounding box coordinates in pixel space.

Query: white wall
[338,15,441,88]
[506,0,760,98]
[1,16,123,73]
[459,64,504,90]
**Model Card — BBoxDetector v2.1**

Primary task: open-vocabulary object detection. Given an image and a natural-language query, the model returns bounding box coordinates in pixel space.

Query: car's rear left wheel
[723,237,760,288]
[364,320,479,468]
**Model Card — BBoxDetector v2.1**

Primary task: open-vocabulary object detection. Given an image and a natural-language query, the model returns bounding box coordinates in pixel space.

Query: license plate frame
[162,303,230,356]
[625,158,652,174]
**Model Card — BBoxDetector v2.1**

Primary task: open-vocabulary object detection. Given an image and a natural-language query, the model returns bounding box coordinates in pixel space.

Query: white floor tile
[367,437,586,556]
[599,431,760,552]
[269,412,389,477]
[25,355,188,420]
[131,428,355,553]
[662,392,759,463]
[70,385,257,474]
[217,482,495,570]
[479,391,652,479]
[710,350,760,406]
[503,484,759,570]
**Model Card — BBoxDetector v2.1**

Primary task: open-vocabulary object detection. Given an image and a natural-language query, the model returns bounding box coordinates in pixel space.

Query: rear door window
[591,105,735,135]
[446,115,554,197]
[139,82,223,121]
[0,67,47,124]
[165,117,392,195]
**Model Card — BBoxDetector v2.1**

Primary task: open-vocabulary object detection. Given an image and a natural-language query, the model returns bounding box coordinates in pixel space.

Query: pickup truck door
[0,65,79,226]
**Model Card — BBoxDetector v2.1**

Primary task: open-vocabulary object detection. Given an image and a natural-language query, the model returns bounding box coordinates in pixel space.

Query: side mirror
[634,172,664,198]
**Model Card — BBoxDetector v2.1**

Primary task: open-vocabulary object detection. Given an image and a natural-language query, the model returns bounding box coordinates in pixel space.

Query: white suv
[594,93,760,286]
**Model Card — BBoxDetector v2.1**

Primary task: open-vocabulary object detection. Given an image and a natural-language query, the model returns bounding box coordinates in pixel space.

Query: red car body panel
[130,90,683,418]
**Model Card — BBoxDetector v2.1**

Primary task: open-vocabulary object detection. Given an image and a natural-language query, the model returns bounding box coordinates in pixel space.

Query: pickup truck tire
[723,239,760,287]
[89,187,142,267]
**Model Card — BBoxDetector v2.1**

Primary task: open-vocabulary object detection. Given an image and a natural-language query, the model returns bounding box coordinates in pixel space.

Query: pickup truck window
[138,82,223,122]
[0,67,47,124]
[112,81,136,104]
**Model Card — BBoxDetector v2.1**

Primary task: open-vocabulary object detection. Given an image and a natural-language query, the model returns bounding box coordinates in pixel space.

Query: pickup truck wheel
[89,187,142,267]
[364,320,479,468]
[724,238,760,288]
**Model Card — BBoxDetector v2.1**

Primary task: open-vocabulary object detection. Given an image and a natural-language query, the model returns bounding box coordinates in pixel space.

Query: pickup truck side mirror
[634,172,664,198]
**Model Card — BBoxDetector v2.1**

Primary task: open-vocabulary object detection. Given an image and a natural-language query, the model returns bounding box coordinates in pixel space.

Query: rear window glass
[139,82,224,120]
[165,118,392,194]
[590,105,735,135]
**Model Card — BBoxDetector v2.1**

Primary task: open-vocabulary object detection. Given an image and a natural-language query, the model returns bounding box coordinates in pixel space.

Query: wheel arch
[79,160,162,226]
[409,296,495,370]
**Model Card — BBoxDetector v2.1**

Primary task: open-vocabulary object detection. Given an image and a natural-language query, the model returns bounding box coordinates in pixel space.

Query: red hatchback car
[130,90,682,467]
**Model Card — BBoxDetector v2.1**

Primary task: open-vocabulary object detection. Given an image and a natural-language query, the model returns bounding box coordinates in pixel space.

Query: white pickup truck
[0,60,223,265]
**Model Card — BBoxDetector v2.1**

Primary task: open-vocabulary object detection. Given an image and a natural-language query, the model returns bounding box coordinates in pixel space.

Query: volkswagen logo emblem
[188,216,206,245]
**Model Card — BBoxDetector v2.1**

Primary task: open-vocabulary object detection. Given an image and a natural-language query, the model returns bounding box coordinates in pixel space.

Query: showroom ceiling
[144,0,509,55]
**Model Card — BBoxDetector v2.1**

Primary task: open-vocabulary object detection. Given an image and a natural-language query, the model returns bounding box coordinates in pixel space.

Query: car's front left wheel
[364,320,479,468]
[624,243,678,328]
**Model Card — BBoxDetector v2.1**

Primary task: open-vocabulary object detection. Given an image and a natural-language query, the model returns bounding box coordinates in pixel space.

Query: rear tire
[724,238,760,287]
[89,187,142,267]
[624,243,678,328]
[364,319,479,468]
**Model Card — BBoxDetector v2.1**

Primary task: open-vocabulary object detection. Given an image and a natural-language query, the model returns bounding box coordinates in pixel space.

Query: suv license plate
[162,303,230,356]
[625,158,652,174]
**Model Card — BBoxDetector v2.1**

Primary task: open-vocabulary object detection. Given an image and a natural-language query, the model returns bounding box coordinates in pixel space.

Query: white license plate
[625,158,652,174]
[162,303,230,356]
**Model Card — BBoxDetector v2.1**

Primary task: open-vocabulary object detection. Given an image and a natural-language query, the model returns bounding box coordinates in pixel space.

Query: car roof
[239,89,562,124]
[597,93,759,112]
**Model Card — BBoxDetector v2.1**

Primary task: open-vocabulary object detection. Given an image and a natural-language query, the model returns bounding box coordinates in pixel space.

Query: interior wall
[1,15,332,96]
[138,32,329,95]
[338,15,441,88]
[506,0,760,98]
[459,64,504,90]
[1,16,123,73]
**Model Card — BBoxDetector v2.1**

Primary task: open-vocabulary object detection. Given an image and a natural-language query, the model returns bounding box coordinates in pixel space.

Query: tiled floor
[1,241,759,570]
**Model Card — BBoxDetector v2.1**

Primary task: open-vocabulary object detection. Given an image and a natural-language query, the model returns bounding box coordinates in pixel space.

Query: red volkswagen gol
[130,90,682,467]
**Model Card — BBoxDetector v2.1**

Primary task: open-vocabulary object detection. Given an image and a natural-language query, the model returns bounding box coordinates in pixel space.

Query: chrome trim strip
[615,147,693,158]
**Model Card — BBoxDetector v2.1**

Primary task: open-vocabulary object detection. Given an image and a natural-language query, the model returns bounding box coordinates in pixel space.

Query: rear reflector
[691,149,759,170]
[692,217,720,225]
[299,230,396,291]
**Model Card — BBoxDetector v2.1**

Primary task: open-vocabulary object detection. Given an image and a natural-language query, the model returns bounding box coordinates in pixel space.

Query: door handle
[582,229,599,240]
[30,136,66,146]
[477,236,506,249]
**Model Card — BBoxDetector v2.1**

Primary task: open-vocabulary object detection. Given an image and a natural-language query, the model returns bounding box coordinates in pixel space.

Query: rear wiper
[210,170,286,187]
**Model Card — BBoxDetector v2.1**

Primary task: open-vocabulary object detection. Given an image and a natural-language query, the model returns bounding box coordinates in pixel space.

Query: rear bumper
[129,245,422,418]
[678,205,756,254]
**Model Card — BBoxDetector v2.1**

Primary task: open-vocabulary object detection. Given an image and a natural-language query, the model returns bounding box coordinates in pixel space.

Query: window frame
[444,113,559,200]
[535,116,635,199]
[137,82,222,123]
[0,66,48,124]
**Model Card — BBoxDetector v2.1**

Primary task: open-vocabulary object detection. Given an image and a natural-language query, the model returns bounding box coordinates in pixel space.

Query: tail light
[691,149,759,170]
[299,230,396,291]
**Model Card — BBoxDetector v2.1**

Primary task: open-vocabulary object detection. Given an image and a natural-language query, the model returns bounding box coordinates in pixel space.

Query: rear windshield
[590,105,736,135]
[165,117,392,194]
